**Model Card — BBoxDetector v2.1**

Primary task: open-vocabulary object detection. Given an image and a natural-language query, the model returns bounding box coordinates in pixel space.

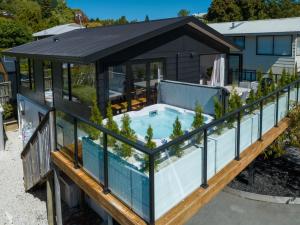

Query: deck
[51,118,289,225]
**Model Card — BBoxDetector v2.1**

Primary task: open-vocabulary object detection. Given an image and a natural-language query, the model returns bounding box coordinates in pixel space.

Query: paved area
[187,191,300,225]
[0,131,48,225]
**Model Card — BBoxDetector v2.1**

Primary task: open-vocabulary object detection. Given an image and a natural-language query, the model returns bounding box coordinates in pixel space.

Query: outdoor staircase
[21,110,53,191]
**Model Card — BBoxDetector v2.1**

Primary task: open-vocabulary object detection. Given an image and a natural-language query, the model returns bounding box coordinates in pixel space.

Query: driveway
[187,191,300,225]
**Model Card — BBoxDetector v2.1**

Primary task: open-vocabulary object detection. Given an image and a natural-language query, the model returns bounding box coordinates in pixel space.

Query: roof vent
[231,22,235,28]
[53,37,59,42]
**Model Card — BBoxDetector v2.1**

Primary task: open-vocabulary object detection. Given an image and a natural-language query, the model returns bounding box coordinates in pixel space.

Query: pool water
[130,108,205,140]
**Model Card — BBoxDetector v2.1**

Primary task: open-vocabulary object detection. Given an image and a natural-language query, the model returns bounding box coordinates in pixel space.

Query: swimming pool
[114,104,213,145]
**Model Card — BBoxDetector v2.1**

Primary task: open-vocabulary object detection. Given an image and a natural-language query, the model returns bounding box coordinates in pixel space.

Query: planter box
[82,137,149,221]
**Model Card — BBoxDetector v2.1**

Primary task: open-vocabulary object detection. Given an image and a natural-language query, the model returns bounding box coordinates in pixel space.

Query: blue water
[130,108,207,140]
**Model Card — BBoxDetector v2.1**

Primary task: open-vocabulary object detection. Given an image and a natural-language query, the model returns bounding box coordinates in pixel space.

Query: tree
[214,97,223,119]
[119,114,137,158]
[206,0,242,22]
[88,97,103,140]
[143,125,158,171]
[177,9,190,17]
[0,18,32,48]
[115,16,128,25]
[105,102,119,146]
[279,68,288,87]
[170,117,184,157]
[268,69,276,93]
[40,0,52,18]
[246,89,256,113]
[192,102,204,129]
[145,15,150,22]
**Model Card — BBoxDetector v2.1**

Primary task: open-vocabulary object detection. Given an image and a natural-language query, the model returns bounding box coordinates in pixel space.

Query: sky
[66,0,211,21]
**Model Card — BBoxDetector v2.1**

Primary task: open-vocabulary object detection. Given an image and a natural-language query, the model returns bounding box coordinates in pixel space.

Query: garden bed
[229,147,300,197]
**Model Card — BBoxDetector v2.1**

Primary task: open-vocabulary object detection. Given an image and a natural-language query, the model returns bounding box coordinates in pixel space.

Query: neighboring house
[33,23,84,40]
[209,17,300,82]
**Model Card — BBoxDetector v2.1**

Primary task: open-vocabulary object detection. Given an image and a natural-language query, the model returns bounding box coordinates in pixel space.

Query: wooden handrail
[21,109,53,158]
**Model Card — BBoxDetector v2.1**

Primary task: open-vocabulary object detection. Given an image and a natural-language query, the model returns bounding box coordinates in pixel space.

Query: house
[4,16,297,225]
[33,23,84,40]
[209,17,300,82]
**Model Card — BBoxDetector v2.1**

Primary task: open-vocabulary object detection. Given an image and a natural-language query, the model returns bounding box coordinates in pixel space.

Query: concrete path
[187,191,300,225]
[0,131,48,225]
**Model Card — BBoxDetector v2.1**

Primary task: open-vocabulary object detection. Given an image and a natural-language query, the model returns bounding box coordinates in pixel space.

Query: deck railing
[55,78,300,225]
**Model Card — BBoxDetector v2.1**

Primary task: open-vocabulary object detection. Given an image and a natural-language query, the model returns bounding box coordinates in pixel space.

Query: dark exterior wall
[19,58,45,105]
[132,34,223,83]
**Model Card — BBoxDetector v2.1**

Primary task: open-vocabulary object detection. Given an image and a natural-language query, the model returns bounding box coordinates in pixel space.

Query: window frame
[256,35,293,56]
[231,36,245,50]
[19,58,35,91]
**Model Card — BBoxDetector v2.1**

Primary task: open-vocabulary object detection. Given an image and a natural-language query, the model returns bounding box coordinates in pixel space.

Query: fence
[21,110,52,191]
[231,69,282,83]
[55,78,300,224]
[0,81,12,104]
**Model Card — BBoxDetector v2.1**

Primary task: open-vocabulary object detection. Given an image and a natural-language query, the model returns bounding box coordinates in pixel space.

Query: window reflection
[19,58,34,90]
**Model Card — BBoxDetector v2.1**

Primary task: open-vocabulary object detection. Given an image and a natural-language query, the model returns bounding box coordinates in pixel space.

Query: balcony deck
[51,118,289,225]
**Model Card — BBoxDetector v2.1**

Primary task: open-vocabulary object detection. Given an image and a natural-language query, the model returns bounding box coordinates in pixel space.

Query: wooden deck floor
[52,118,289,225]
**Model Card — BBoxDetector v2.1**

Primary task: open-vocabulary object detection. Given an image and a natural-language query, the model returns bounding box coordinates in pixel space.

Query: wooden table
[112,98,147,113]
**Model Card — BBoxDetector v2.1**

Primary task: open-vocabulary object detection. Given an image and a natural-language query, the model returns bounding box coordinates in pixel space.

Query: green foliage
[246,89,256,113]
[263,133,286,159]
[206,0,300,22]
[3,103,14,120]
[192,102,204,129]
[0,18,32,48]
[177,9,190,17]
[228,88,243,112]
[279,68,288,87]
[119,114,137,158]
[286,105,300,148]
[170,117,184,157]
[143,125,158,172]
[214,97,223,119]
[88,97,103,140]
[105,102,119,146]
[268,69,276,93]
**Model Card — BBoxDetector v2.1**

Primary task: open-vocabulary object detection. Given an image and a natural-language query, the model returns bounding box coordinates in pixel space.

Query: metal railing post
[287,86,290,113]
[103,133,110,194]
[149,153,155,225]
[201,128,208,189]
[236,111,241,161]
[73,117,79,169]
[259,100,263,141]
[296,81,299,105]
[275,92,279,127]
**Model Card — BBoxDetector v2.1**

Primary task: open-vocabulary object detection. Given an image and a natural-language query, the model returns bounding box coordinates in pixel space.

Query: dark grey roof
[4,17,240,63]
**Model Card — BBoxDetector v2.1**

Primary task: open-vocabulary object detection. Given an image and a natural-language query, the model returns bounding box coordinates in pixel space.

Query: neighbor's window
[62,63,96,108]
[19,58,35,90]
[274,36,292,56]
[257,36,273,55]
[257,35,292,56]
[231,36,245,49]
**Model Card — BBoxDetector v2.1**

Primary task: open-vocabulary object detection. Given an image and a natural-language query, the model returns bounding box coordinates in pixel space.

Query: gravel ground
[0,131,48,225]
[229,147,300,197]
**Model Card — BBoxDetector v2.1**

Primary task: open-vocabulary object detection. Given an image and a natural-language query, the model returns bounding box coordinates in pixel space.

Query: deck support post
[287,86,290,114]
[103,133,110,194]
[149,153,155,225]
[46,171,55,225]
[235,111,241,161]
[73,117,79,169]
[49,110,56,151]
[296,81,299,104]
[54,167,63,225]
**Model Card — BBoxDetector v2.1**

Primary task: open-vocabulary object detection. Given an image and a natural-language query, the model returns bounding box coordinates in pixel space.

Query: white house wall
[231,34,297,74]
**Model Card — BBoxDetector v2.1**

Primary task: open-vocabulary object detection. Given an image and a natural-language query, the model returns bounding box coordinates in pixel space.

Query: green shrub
[192,102,204,144]
[170,117,184,157]
[3,103,14,120]
[88,98,103,140]
[214,97,223,119]
[119,114,136,158]
[105,102,119,147]
[143,125,158,171]
[246,89,256,113]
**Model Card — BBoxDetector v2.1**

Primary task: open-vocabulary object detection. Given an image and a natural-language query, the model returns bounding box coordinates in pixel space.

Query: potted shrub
[143,125,158,171]
[88,97,103,141]
[170,116,184,157]
[119,114,137,158]
[105,101,119,147]
[192,102,204,144]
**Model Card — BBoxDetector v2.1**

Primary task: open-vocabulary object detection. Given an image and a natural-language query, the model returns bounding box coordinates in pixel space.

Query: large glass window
[43,61,53,105]
[19,58,34,90]
[257,36,273,55]
[257,35,292,56]
[132,64,147,110]
[63,63,96,108]
[274,36,292,56]
[231,36,245,49]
